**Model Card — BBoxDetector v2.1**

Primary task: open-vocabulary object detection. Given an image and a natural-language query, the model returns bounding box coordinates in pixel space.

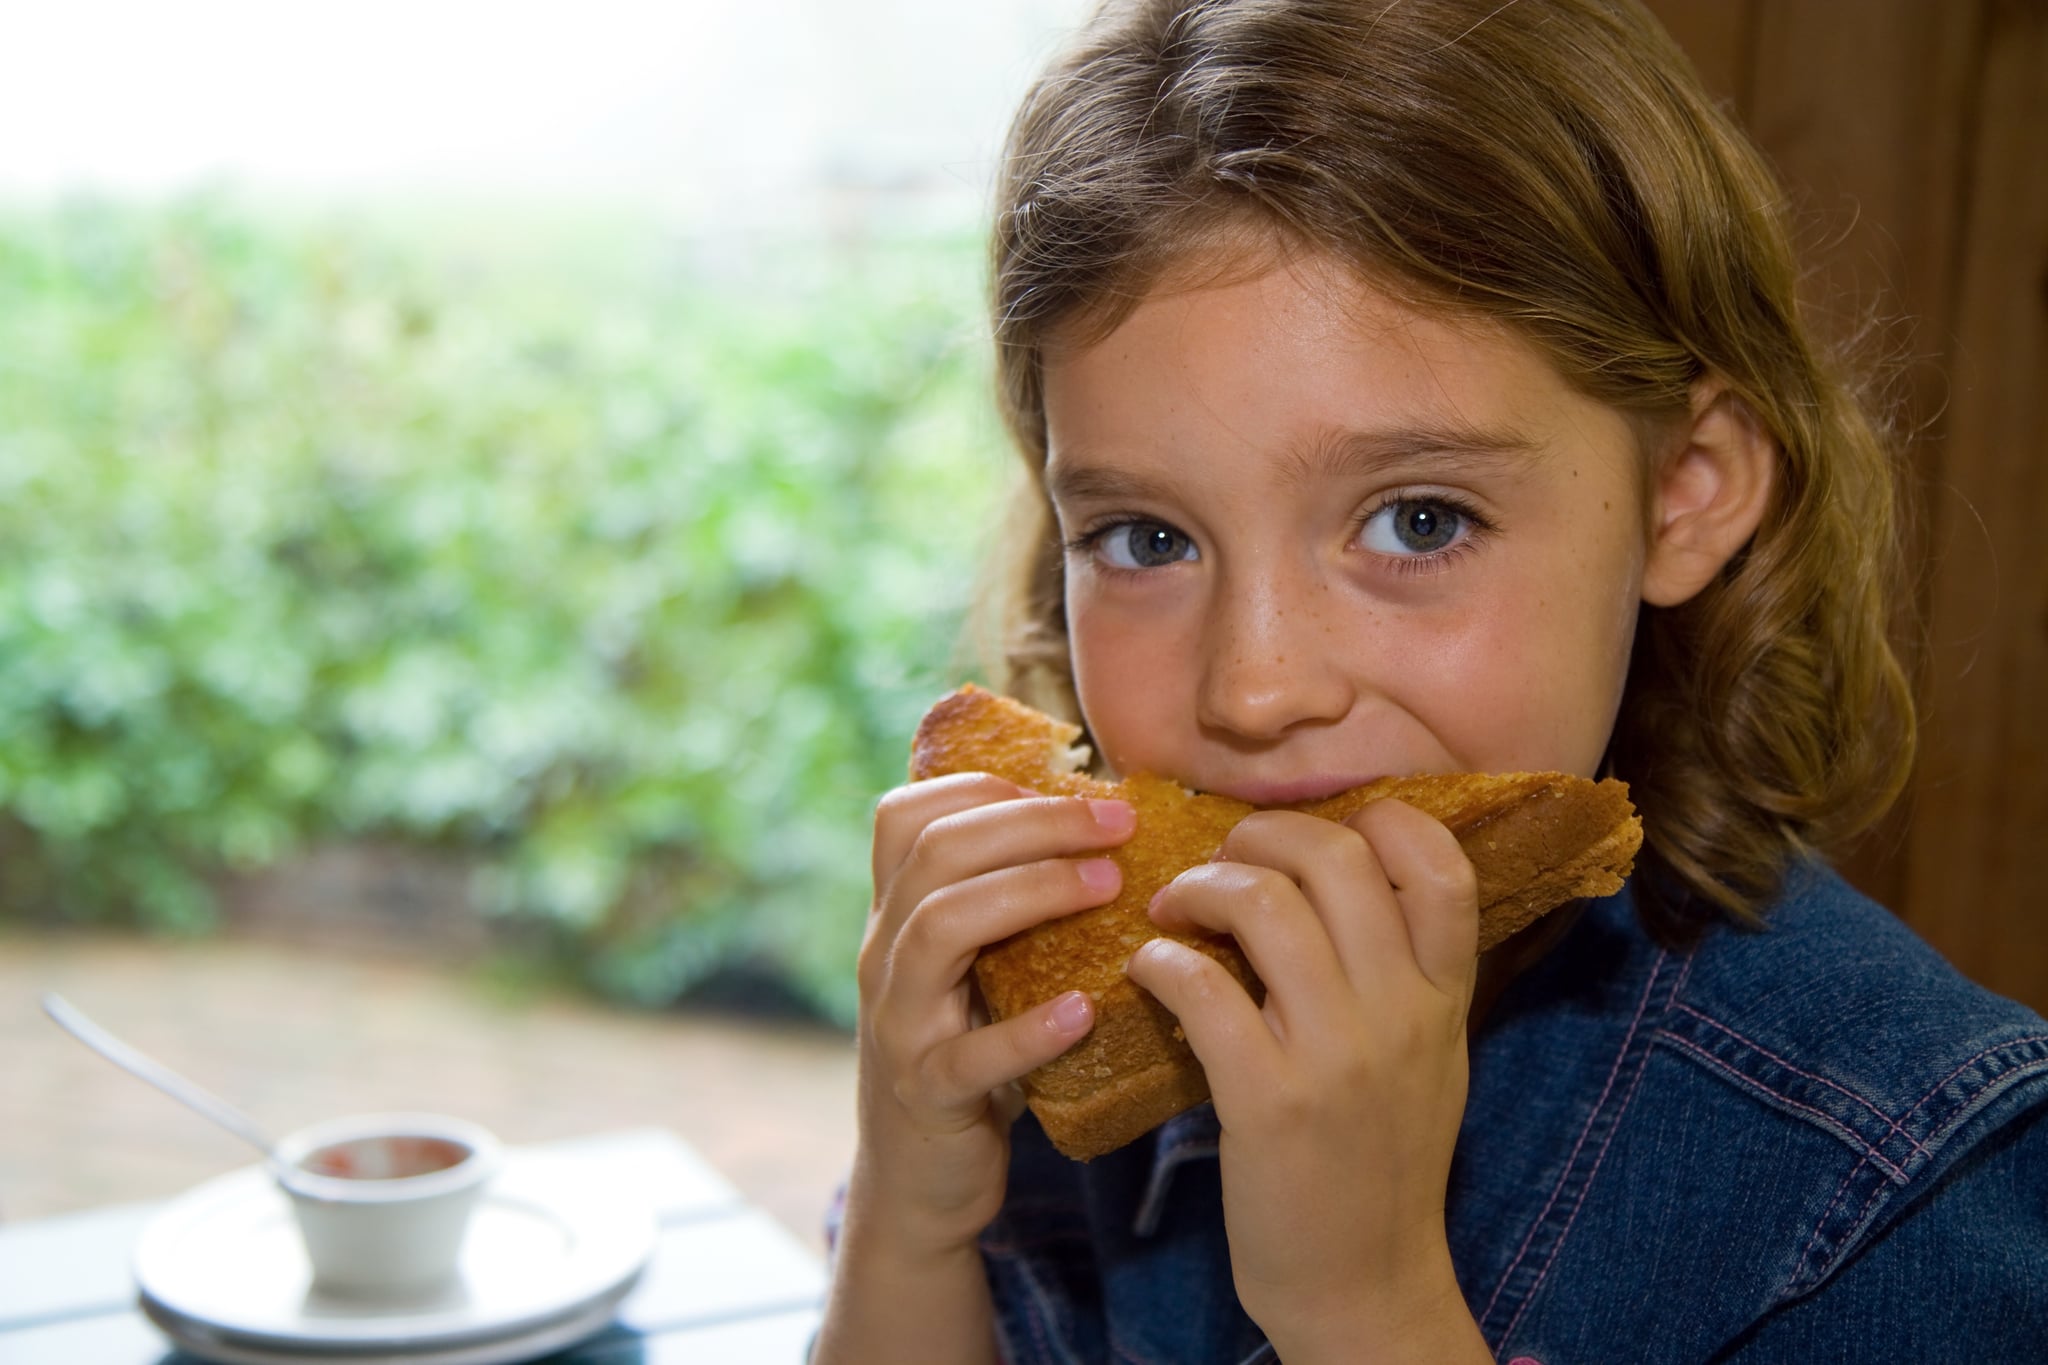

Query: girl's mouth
[1205,774,1392,807]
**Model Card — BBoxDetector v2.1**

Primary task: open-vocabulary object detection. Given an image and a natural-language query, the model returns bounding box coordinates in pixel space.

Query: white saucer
[141,1294,624,1365]
[134,1157,654,1360]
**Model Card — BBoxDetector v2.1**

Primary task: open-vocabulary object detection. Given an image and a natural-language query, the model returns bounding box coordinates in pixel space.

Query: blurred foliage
[0,195,1010,1025]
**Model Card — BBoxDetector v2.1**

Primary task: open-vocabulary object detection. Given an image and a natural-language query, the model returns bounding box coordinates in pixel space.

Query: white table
[0,1128,826,1363]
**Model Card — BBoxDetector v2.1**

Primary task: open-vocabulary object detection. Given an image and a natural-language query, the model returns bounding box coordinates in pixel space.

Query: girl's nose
[1194,564,1356,742]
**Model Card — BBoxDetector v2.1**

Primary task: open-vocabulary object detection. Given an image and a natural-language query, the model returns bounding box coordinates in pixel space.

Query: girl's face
[1043,251,1651,801]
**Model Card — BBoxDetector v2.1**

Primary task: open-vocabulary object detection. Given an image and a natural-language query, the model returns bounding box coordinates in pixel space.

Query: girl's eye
[1088,521,1198,570]
[1358,497,1471,557]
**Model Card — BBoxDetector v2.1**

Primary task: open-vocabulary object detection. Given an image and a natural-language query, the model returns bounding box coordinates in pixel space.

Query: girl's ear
[1641,381,1777,607]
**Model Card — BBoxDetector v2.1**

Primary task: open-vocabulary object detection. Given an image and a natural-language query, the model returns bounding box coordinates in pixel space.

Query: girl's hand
[1125,799,1493,1363]
[850,772,1135,1255]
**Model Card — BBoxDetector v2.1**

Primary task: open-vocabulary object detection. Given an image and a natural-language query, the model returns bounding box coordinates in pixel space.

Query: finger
[916,990,1096,1113]
[1125,938,1277,1116]
[1167,809,1410,1000]
[1345,799,1479,999]
[886,855,1122,1004]
[872,789,1134,950]
[872,773,1035,892]
[1146,859,1353,1024]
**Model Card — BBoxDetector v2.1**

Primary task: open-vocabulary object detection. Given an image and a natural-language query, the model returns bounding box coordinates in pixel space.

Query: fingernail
[1147,887,1166,920]
[1079,857,1120,893]
[1126,939,1172,974]
[1087,799,1135,835]
[1049,991,1092,1032]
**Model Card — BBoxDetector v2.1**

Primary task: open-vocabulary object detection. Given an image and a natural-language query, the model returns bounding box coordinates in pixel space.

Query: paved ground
[0,926,858,1256]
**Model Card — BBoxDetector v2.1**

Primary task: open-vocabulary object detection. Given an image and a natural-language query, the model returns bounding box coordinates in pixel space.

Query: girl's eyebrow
[1283,424,1545,489]
[1047,422,1542,504]
[1044,458,1174,506]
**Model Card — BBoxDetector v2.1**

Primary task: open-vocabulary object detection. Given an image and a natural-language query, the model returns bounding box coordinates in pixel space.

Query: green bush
[0,195,1009,1024]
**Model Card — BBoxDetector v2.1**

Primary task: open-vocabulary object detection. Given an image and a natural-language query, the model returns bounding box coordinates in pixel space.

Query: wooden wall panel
[1744,1,1981,356]
[1644,0,2048,1011]
[1645,0,1754,105]
[1900,2,2048,1004]
[1737,1,1984,920]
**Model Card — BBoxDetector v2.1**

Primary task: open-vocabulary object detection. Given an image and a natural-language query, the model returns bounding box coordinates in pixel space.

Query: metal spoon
[40,992,302,1187]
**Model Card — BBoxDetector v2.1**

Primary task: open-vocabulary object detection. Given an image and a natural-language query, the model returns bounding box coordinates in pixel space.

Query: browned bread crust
[909,684,1642,1160]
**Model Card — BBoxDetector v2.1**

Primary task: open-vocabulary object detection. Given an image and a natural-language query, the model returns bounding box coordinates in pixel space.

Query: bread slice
[909,684,1642,1160]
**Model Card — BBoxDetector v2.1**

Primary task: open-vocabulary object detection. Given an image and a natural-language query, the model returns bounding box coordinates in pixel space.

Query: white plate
[134,1157,654,1357]
[140,1293,624,1365]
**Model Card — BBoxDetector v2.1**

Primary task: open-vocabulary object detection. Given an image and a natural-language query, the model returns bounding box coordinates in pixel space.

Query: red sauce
[302,1135,470,1180]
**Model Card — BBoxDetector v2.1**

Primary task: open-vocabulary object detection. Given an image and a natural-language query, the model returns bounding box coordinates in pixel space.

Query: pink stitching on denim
[1789,1158,1870,1289]
[1479,949,1674,1331]
[1844,1165,1899,1247]
[1900,1035,2048,1124]
[1787,1035,2048,1291]
[1653,1029,1912,1183]
[1108,1329,1173,1365]
[1017,1262,1061,1365]
[1501,960,1682,1345]
[1132,1140,1219,1238]
[1916,1044,2048,1151]
[1818,1045,2048,1286]
[1670,1003,1931,1161]
[988,1239,1075,1365]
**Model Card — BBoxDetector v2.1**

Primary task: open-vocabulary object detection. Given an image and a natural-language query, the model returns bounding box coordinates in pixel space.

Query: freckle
[1603,501,1611,511]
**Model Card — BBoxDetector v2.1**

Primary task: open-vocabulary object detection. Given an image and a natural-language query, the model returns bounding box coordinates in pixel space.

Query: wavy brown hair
[978,0,1916,937]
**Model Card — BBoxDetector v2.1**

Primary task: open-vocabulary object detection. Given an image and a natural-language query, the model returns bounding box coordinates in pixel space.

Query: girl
[816,1,2048,1360]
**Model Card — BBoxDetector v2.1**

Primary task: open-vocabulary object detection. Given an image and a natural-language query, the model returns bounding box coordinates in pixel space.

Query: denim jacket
[981,861,2048,1363]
